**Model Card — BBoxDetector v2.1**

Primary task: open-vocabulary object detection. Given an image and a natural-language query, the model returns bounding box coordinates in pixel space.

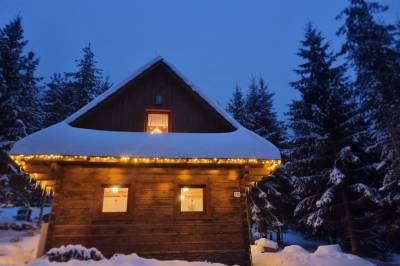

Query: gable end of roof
[65,57,239,129]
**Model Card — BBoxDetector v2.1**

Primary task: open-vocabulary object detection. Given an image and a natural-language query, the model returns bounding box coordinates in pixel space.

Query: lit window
[147,113,168,134]
[102,187,128,213]
[180,186,204,212]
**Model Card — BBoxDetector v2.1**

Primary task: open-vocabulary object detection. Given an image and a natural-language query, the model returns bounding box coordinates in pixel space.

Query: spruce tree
[0,16,41,141]
[226,85,246,125]
[43,44,110,126]
[42,73,75,127]
[288,24,383,257]
[249,167,294,245]
[226,79,285,147]
[240,77,290,244]
[0,16,40,206]
[71,43,108,111]
[337,0,400,249]
[244,78,286,148]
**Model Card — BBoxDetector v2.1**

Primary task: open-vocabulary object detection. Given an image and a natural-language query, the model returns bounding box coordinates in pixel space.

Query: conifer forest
[1,0,399,262]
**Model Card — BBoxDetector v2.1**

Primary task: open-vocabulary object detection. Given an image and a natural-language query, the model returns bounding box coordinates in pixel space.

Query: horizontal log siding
[44,164,255,265]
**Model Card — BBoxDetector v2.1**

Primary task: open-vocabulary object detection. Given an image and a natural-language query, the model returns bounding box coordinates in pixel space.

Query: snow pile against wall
[251,244,375,266]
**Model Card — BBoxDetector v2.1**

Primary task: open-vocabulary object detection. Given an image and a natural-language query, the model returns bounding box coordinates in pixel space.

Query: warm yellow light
[182,187,189,192]
[180,195,185,200]
[121,156,129,162]
[111,187,119,193]
[150,128,162,134]
[10,154,281,167]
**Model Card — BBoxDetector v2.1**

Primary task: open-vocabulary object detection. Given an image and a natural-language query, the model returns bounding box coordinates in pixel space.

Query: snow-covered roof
[11,122,280,159]
[10,58,280,161]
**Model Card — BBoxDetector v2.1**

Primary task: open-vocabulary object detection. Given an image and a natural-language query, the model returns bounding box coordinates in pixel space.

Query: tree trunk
[276,227,282,246]
[340,186,360,254]
[382,104,400,160]
[37,187,46,227]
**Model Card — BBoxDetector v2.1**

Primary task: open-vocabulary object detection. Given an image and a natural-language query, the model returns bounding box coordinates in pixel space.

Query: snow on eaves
[11,57,280,160]
[10,122,281,160]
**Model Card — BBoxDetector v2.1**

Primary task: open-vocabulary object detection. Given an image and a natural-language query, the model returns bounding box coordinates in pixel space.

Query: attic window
[146,112,169,134]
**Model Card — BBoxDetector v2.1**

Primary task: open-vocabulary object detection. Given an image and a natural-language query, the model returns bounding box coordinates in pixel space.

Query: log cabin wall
[42,162,262,266]
[71,63,235,133]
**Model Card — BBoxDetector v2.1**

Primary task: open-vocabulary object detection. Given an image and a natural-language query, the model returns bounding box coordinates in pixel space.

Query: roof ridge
[65,56,164,124]
[64,57,240,129]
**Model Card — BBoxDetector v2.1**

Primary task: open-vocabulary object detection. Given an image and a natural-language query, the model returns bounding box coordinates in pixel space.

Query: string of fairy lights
[11,154,281,167]
[10,154,281,194]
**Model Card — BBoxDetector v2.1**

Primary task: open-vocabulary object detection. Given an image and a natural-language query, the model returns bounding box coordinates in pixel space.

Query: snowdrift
[251,244,375,266]
[29,253,227,266]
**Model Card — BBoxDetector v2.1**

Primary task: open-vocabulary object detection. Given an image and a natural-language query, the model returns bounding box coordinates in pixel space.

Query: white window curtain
[147,113,168,128]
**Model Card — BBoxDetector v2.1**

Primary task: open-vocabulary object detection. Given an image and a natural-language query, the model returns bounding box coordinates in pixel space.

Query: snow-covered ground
[251,243,375,266]
[0,233,389,266]
[1,209,399,266]
[0,207,49,265]
[0,207,51,223]
[282,230,326,250]
[29,254,226,266]
[0,230,39,265]
[262,229,326,251]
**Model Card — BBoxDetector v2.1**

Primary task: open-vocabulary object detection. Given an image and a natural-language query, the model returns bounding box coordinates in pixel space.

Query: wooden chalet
[10,58,281,266]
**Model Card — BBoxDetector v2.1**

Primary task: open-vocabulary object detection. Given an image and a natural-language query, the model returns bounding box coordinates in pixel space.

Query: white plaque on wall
[233,191,241,198]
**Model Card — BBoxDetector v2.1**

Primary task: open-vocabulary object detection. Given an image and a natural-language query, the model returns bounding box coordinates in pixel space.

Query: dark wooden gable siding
[71,61,235,133]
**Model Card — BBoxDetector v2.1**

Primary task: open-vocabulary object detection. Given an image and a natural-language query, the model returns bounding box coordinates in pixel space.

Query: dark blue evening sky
[1,0,399,118]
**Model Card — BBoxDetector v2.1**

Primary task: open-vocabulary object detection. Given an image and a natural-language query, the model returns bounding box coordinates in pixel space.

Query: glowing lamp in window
[102,187,128,213]
[180,186,204,212]
[147,113,169,134]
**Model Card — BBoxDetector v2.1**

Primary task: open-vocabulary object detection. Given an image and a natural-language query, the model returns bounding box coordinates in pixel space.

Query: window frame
[144,109,171,133]
[93,183,135,221]
[174,182,211,220]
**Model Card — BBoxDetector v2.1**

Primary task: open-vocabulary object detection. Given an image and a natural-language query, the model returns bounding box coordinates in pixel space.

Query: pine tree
[0,16,41,142]
[0,16,40,206]
[0,144,32,206]
[337,0,400,250]
[43,44,111,126]
[19,51,42,133]
[244,78,286,148]
[288,24,384,257]
[71,43,108,111]
[249,167,294,245]
[42,73,74,127]
[226,85,246,125]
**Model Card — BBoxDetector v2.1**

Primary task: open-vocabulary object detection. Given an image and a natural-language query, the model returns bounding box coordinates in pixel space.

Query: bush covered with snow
[45,245,104,262]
